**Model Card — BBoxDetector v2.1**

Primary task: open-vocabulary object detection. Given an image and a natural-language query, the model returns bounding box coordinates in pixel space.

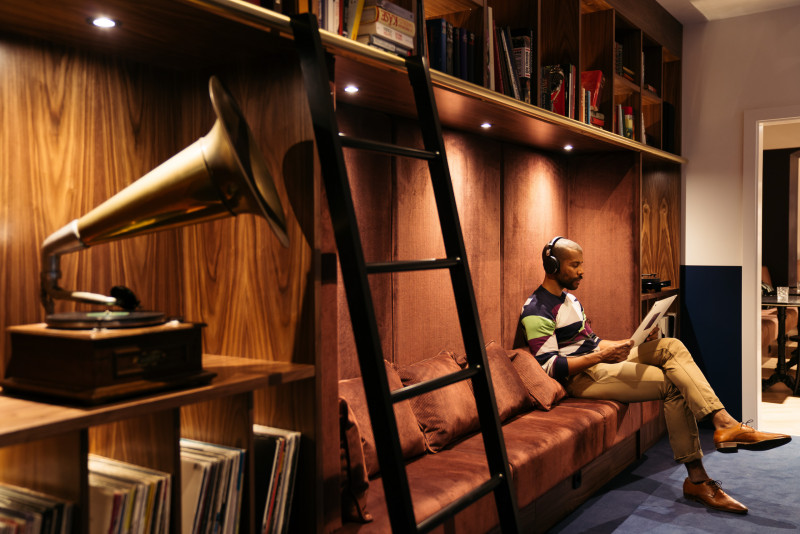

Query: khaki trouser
[565,338,725,464]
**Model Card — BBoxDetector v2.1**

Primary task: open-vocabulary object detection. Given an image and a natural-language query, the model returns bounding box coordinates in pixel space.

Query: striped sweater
[519,285,601,382]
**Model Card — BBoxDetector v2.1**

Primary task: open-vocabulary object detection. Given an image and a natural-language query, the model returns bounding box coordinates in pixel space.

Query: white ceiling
[656,0,800,24]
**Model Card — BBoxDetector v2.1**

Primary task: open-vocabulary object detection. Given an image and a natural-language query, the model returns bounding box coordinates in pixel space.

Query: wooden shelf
[641,288,679,301]
[0,354,314,448]
[0,0,685,163]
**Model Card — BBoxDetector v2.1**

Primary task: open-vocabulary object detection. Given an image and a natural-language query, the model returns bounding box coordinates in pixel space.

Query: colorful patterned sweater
[519,285,601,382]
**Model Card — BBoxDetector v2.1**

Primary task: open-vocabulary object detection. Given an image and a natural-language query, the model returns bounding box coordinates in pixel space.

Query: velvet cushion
[339,397,373,523]
[339,361,427,477]
[506,347,567,410]
[397,351,480,452]
[453,341,533,422]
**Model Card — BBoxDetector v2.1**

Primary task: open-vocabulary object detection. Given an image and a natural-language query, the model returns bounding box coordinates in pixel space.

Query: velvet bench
[336,342,666,534]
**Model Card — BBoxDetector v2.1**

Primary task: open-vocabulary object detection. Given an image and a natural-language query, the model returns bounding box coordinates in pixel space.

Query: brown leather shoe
[714,421,792,452]
[683,478,748,514]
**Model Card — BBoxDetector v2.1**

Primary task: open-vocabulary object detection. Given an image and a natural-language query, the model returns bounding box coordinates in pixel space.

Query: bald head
[542,238,584,293]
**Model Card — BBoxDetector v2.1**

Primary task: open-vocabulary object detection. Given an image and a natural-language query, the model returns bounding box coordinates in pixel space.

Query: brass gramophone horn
[40,76,289,316]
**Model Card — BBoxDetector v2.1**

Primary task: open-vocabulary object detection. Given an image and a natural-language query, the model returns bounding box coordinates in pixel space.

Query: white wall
[683,6,800,267]
[682,6,800,422]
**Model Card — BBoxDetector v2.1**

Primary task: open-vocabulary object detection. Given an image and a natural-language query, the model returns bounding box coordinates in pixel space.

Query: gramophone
[1,76,289,404]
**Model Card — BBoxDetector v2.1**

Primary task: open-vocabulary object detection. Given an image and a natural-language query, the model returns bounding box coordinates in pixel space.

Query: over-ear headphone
[542,236,564,274]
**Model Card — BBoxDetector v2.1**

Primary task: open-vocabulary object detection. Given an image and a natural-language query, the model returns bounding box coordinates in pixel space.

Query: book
[357,20,414,49]
[426,18,446,70]
[541,65,566,114]
[484,6,494,90]
[88,455,171,534]
[253,425,301,534]
[511,30,533,103]
[580,70,605,110]
[497,27,520,100]
[0,483,75,534]
[343,0,364,39]
[363,0,414,22]
[357,33,410,55]
[180,439,246,534]
[360,5,414,36]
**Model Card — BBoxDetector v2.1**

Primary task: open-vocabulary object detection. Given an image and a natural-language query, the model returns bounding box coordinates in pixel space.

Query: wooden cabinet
[0,0,682,531]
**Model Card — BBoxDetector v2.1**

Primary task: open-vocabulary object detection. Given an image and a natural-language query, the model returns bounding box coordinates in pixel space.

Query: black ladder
[290,9,520,534]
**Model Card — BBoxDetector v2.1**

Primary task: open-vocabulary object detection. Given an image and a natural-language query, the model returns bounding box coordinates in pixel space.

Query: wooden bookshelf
[0,0,683,531]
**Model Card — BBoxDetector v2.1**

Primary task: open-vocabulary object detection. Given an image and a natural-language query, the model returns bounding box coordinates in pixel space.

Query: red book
[580,70,605,110]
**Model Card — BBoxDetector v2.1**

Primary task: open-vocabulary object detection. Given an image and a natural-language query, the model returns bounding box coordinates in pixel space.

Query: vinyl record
[45,310,166,329]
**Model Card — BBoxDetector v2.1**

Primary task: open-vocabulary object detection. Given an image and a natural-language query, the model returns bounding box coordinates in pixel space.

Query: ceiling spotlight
[563,144,574,151]
[344,85,359,94]
[480,122,492,129]
[90,17,118,28]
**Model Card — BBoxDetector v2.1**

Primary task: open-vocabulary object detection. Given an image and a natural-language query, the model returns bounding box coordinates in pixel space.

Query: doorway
[743,106,800,434]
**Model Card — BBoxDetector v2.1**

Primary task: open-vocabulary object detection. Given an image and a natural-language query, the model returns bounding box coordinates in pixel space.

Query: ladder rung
[391,367,478,403]
[366,258,461,274]
[340,134,438,160]
[416,475,504,534]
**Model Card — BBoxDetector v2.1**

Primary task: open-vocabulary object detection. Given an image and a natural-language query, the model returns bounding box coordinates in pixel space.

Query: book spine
[426,19,446,71]
[358,21,414,48]
[360,6,415,36]
[364,0,414,21]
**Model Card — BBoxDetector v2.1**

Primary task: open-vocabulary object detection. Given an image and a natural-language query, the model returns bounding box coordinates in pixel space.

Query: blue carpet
[549,428,800,533]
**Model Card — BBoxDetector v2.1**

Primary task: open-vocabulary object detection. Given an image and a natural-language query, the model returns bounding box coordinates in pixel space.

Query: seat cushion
[559,398,642,449]
[452,405,606,507]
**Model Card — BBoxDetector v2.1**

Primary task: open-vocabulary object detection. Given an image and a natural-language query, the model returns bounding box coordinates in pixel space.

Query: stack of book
[354,0,415,57]
[180,439,246,534]
[0,482,75,533]
[88,455,171,534]
[253,425,301,534]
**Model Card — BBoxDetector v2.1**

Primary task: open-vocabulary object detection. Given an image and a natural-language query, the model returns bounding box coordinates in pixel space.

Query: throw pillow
[506,347,567,410]
[397,350,480,452]
[452,341,533,422]
[338,361,427,477]
[339,397,372,523]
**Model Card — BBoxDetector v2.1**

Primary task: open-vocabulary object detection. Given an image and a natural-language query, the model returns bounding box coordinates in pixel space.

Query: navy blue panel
[680,265,742,420]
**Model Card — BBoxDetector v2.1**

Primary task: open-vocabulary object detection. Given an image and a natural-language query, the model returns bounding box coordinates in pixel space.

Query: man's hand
[566,338,633,375]
[596,339,634,363]
[645,326,660,342]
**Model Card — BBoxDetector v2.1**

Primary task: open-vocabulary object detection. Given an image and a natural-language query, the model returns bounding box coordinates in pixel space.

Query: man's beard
[558,273,582,290]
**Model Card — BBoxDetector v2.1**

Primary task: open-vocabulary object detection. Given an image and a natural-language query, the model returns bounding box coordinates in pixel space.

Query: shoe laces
[741,419,754,430]
[707,479,723,495]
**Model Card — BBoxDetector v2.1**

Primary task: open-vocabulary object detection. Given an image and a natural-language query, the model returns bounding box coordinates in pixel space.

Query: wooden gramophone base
[1,321,215,405]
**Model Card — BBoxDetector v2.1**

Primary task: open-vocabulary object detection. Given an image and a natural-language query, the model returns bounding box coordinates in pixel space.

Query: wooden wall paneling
[501,146,569,348]
[393,121,502,363]
[336,103,395,379]
[567,152,638,340]
[641,159,680,291]
[0,36,185,373]
[445,130,503,348]
[540,0,581,68]
[580,9,615,134]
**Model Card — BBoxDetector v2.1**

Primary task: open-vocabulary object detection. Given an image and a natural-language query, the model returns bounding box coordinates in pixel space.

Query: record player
[1,77,289,404]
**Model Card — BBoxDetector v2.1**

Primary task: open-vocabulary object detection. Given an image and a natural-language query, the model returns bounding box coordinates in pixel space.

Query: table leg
[762,307,796,391]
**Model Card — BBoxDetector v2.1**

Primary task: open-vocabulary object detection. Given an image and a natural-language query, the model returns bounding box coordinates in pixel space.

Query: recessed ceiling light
[90,17,118,28]
[480,122,492,129]
[344,85,359,94]
[564,144,574,151]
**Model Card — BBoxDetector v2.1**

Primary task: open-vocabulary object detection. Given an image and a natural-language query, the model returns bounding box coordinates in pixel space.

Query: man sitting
[519,237,791,514]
